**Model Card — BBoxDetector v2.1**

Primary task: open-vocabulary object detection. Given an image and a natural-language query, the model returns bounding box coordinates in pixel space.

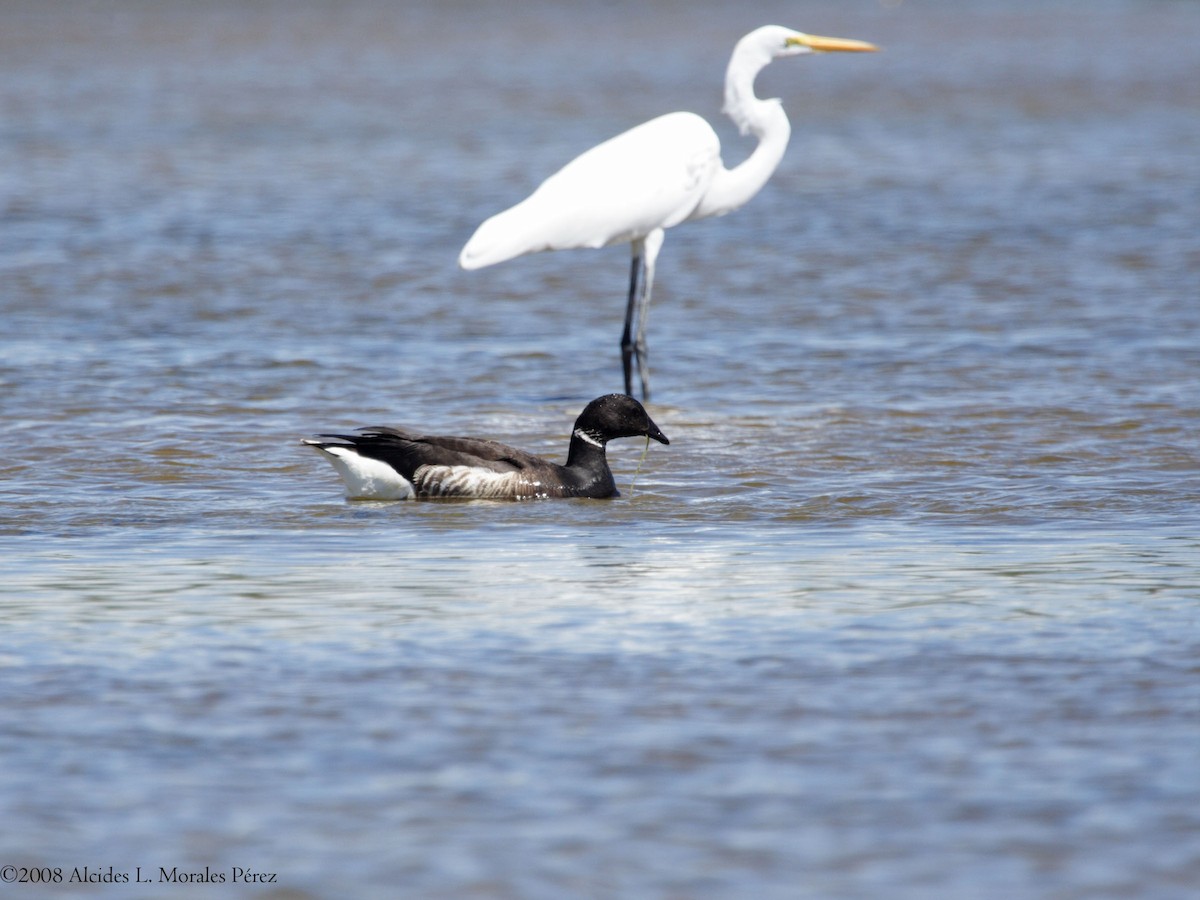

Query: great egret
[459,25,877,399]
[303,394,668,500]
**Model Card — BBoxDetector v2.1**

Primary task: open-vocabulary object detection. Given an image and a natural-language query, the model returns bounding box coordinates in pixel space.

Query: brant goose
[459,25,876,399]
[303,394,669,501]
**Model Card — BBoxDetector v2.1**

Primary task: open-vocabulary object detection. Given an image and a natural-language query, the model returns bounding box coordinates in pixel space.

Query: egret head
[744,25,877,59]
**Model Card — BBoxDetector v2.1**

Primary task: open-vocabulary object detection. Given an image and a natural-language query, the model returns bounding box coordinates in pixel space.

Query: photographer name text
[1,865,277,885]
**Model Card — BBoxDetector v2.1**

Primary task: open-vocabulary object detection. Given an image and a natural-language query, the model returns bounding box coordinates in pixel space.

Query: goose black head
[573,394,669,447]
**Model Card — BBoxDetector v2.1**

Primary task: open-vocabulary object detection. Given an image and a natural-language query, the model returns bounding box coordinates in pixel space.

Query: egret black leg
[621,250,642,396]
[632,229,664,401]
[632,277,651,401]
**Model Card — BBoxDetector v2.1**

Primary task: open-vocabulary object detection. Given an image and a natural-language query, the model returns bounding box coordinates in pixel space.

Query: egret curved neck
[690,47,793,221]
[692,101,790,220]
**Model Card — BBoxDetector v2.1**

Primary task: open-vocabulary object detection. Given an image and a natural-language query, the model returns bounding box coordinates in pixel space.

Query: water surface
[2,1,1198,897]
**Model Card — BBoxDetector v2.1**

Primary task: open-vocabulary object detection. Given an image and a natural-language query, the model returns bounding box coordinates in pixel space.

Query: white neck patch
[573,428,604,449]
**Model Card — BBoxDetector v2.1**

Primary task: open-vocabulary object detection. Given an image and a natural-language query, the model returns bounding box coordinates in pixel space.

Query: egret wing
[460,112,720,269]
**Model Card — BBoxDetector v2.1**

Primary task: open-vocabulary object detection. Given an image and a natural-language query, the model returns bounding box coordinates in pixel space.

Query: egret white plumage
[459,25,877,399]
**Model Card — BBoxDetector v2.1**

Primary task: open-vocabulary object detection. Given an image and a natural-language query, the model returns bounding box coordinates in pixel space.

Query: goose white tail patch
[303,441,416,500]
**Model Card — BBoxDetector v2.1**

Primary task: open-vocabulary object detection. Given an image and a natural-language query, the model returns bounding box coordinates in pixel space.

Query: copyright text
[0,865,278,885]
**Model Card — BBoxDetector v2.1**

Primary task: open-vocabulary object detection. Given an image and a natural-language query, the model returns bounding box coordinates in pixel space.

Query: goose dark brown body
[303,394,668,501]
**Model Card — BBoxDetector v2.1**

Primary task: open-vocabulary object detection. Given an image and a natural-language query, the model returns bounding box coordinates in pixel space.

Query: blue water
[2,1,1198,897]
